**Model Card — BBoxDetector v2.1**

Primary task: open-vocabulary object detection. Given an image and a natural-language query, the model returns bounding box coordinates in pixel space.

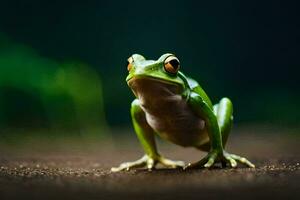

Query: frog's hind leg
[188,97,255,169]
[214,98,254,168]
[213,98,233,167]
[213,97,233,147]
[197,97,233,152]
[213,98,255,168]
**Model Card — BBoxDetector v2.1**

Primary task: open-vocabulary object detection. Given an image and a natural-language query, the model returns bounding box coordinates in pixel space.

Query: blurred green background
[0,0,299,137]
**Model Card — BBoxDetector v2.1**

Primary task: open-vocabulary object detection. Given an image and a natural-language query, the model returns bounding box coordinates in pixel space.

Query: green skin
[111,53,255,172]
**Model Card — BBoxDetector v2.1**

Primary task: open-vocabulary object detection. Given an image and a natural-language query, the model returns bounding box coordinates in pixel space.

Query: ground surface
[0,126,299,200]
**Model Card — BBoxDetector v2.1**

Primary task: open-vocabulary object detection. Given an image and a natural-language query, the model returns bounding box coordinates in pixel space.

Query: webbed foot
[111,155,185,172]
[184,150,255,169]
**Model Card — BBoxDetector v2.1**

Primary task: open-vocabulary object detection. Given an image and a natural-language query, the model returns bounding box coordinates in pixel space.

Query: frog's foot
[111,155,185,172]
[157,156,185,169]
[184,150,255,170]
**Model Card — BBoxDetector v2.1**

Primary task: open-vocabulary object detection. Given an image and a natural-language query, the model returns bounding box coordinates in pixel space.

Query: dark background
[0,2,299,200]
[0,0,299,130]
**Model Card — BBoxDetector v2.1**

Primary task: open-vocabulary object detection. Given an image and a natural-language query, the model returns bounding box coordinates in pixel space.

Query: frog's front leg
[185,94,255,169]
[111,99,185,172]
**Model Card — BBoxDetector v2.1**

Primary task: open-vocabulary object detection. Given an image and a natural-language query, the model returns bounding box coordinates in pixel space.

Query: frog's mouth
[127,76,184,99]
[127,76,182,88]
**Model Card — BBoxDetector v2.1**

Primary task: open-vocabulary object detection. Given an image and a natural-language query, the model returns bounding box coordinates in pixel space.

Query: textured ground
[0,126,299,200]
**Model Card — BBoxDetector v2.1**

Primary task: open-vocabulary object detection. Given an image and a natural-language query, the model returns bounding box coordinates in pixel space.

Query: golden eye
[127,56,134,71]
[164,56,180,74]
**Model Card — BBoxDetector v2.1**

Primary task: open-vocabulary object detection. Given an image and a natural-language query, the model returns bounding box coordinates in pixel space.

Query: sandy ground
[0,126,299,200]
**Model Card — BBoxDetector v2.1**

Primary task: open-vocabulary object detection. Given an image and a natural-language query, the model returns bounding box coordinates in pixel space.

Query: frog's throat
[127,76,185,103]
[127,75,182,88]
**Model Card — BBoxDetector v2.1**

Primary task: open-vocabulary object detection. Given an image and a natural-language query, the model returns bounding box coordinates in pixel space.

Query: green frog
[111,53,254,172]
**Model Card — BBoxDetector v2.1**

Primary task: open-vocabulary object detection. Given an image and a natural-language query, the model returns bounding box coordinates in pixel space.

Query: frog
[111,53,255,172]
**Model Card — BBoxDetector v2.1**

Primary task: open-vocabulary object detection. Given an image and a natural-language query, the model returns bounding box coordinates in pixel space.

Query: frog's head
[126,53,185,87]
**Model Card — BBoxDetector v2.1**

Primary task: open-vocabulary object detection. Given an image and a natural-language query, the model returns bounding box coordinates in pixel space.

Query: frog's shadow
[135,166,223,174]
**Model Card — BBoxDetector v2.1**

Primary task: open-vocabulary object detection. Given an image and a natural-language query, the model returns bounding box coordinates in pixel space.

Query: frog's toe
[146,157,157,171]
[111,155,148,172]
[229,153,255,168]
[112,155,187,172]
[224,155,237,168]
[159,157,185,169]
[221,151,255,168]
[204,156,218,168]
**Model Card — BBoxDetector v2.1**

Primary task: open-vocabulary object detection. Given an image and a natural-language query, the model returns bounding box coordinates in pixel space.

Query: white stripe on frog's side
[128,77,209,147]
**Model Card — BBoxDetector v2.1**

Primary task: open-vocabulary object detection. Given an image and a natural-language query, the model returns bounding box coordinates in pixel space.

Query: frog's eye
[127,57,134,71]
[164,56,180,74]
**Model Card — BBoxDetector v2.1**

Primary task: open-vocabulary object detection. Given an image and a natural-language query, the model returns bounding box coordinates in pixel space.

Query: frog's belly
[129,76,209,147]
[142,98,209,147]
